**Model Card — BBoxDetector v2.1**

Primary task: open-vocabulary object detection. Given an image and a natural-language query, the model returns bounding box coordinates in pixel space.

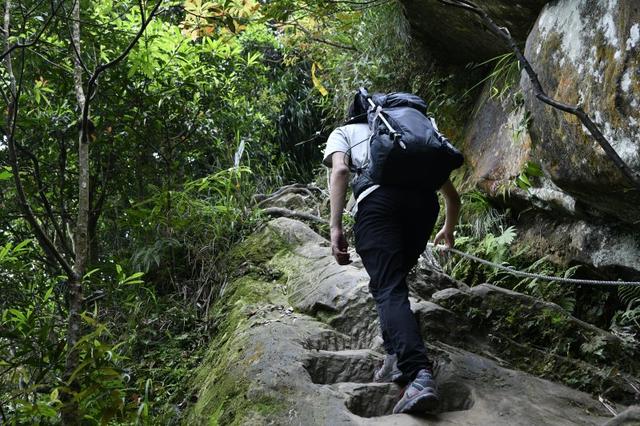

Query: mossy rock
[187,275,289,425]
[185,218,624,424]
[437,284,640,402]
[227,223,290,273]
[186,225,292,425]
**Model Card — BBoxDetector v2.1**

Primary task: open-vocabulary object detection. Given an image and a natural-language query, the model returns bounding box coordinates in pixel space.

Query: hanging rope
[427,243,640,287]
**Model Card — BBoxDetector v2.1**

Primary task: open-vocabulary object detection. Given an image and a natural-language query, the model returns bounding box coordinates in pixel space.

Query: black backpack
[346,88,464,198]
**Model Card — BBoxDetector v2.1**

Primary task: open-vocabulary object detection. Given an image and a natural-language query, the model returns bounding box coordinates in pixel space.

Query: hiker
[323,89,461,415]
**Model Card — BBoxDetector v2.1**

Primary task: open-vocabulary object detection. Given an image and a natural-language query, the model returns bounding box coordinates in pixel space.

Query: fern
[494,225,517,247]
[442,199,577,311]
[619,285,640,308]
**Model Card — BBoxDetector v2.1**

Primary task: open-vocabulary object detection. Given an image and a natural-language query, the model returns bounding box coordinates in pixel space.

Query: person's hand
[433,226,455,249]
[330,227,351,265]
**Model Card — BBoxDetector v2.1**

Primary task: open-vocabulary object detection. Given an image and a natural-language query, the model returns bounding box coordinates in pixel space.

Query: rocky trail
[182,1,640,423]
[184,187,640,425]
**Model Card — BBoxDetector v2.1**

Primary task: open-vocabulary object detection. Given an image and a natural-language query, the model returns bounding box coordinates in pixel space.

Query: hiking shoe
[392,369,439,415]
[374,353,403,383]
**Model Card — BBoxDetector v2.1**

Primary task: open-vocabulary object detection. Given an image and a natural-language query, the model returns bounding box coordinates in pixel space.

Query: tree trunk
[61,0,88,422]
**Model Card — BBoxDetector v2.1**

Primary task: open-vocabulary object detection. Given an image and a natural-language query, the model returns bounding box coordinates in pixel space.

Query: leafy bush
[439,191,578,311]
[0,239,154,424]
[123,167,257,300]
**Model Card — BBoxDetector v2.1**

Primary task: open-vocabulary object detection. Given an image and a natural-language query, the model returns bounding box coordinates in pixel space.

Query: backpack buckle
[392,133,406,149]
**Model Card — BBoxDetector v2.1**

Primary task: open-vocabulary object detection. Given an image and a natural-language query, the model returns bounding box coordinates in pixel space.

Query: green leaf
[43,286,54,302]
[0,166,12,181]
[34,402,57,417]
[83,268,101,279]
[311,62,328,97]
[13,240,31,252]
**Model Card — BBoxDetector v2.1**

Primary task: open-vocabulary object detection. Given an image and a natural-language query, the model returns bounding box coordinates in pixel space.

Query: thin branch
[70,0,85,109]
[3,16,75,278]
[58,1,139,35]
[17,144,75,258]
[323,0,387,5]
[92,0,163,78]
[0,396,6,423]
[0,0,63,63]
[439,0,640,191]
[80,0,163,142]
[24,0,50,19]
[63,0,90,77]
[27,44,74,73]
[290,22,357,51]
[3,0,16,96]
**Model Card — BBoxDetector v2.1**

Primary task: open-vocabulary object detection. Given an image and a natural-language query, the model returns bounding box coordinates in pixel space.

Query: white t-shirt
[323,123,371,169]
[322,123,379,212]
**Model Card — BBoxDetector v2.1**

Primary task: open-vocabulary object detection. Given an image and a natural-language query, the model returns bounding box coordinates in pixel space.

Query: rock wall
[522,0,640,225]
[398,0,549,63]
[461,84,533,196]
[404,0,640,278]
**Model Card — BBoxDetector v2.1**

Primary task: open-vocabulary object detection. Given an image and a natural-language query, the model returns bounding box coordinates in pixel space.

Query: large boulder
[515,211,640,280]
[461,82,640,278]
[459,1,640,277]
[604,406,640,426]
[522,0,640,225]
[399,0,549,64]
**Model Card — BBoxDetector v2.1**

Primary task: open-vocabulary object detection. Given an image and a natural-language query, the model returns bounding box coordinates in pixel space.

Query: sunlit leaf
[311,62,328,96]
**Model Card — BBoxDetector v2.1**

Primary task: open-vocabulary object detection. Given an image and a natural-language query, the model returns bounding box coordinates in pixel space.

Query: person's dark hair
[344,89,369,124]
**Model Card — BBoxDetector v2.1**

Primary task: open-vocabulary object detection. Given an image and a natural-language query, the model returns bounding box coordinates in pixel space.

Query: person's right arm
[433,179,461,248]
[329,151,351,265]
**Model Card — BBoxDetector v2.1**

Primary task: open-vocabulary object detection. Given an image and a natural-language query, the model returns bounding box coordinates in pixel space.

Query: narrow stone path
[187,212,638,424]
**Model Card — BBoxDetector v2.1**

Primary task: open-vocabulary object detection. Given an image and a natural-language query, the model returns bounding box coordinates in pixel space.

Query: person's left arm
[433,179,461,248]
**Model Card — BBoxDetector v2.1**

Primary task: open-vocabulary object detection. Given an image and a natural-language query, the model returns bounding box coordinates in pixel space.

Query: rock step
[303,349,383,384]
[331,380,475,419]
[332,382,399,418]
[303,328,355,351]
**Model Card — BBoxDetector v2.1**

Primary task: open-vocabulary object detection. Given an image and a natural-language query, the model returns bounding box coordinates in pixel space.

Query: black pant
[354,186,439,380]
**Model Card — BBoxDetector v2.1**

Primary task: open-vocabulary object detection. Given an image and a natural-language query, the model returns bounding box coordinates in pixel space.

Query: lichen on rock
[522,0,640,225]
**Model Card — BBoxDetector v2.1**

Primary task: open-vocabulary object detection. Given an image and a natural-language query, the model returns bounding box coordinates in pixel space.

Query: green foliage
[0,241,64,424]
[465,52,521,101]
[618,285,640,309]
[1,0,337,421]
[311,1,476,138]
[61,312,135,425]
[515,161,543,191]
[512,260,579,313]
[124,166,258,300]
[611,285,640,339]
[0,244,159,424]
[445,224,516,283]
[440,191,577,310]
[7,0,632,423]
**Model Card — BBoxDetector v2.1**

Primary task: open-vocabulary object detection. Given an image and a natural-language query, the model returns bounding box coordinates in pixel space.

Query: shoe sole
[374,370,403,383]
[393,392,439,415]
